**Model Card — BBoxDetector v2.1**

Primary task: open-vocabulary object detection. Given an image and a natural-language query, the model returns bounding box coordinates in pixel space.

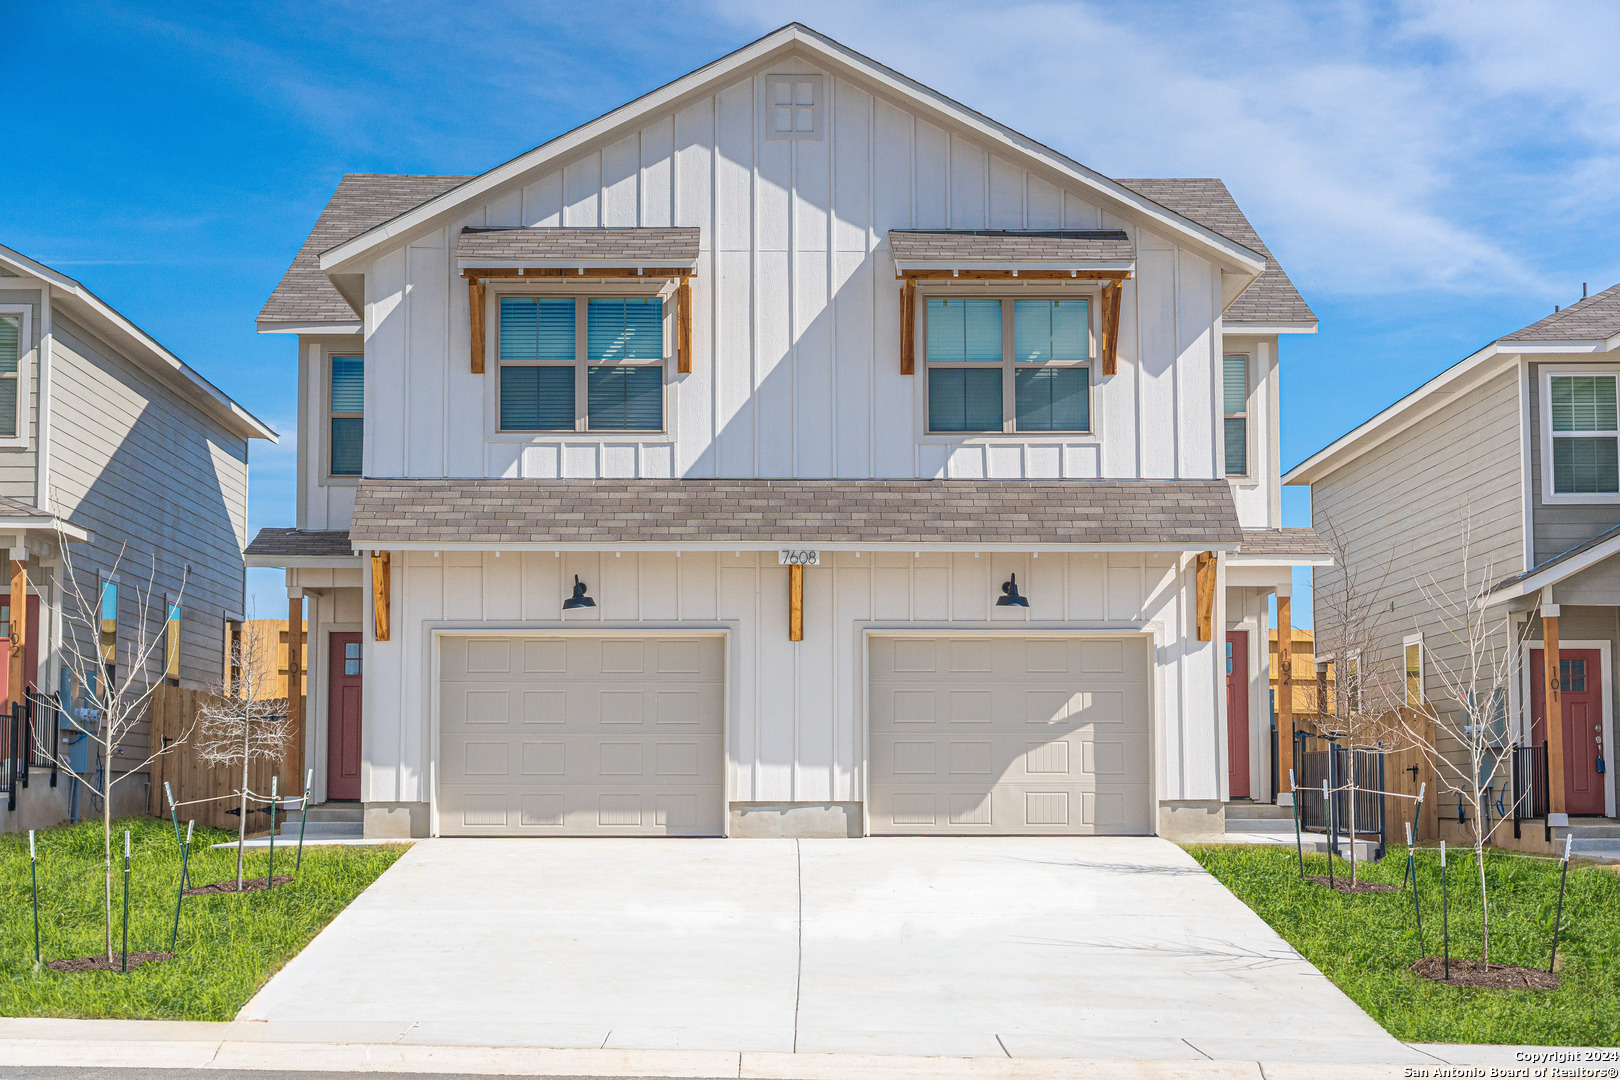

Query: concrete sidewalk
[0,1018,1600,1079]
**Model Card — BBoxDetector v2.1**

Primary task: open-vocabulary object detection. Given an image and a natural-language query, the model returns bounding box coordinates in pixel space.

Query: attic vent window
[767,75,822,140]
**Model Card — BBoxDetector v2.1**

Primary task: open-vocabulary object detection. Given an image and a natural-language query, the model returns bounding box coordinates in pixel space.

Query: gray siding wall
[0,280,43,500]
[1527,360,1620,566]
[47,311,250,771]
[1310,366,1522,771]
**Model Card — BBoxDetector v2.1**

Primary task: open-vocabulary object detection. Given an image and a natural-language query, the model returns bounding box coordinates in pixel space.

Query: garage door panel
[870,636,1151,836]
[440,635,724,836]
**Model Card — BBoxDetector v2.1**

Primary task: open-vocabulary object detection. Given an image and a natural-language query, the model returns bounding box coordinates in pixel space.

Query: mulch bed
[183,875,292,896]
[48,951,174,973]
[1411,956,1560,990]
[1305,875,1400,893]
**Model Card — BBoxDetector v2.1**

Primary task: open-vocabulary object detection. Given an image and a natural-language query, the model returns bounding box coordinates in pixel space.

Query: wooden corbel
[1100,280,1122,377]
[899,277,917,375]
[1195,551,1215,642]
[677,273,693,374]
[371,551,391,642]
[468,276,487,375]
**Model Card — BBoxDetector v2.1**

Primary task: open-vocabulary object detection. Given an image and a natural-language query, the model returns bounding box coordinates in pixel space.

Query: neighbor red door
[327,632,363,801]
[1530,648,1606,816]
[0,594,41,701]
[1227,631,1251,799]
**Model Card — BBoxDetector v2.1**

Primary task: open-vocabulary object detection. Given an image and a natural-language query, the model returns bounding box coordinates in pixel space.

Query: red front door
[327,633,363,801]
[1227,631,1251,799]
[1530,648,1606,816]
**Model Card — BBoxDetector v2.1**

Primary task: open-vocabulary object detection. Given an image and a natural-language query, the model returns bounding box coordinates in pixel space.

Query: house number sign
[779,549,820,566]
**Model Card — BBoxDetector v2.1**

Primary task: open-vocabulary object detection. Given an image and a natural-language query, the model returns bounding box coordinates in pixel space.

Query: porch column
[1543,600,1567,816]
[287,589,305,796]
[1276,592,1294,805]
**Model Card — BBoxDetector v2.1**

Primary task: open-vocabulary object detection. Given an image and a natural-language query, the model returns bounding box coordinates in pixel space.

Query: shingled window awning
[347,477,1242,550]
[888,230,1133,379]
[460,227,700,377]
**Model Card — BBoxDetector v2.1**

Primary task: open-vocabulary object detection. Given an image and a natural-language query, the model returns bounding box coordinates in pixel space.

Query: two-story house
[0,242,275,832]
[249,24,1321,841]
[1287,284,1620,856]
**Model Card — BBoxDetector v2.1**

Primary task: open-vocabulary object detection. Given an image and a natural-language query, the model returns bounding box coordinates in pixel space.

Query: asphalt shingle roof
[1237,527,1330,557]
[457,226,701,266]
[888,229,1134,264]
[349,478,1243,548]
[245,528,356,558]
[0,495,56,522]
[1502,281,1620,343]
[1118,178,1315,327]
[258,174,472,327]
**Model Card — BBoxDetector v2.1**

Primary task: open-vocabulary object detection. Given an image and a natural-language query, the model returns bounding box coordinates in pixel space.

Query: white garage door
[439,635,725,836]
[868,635,1151,835]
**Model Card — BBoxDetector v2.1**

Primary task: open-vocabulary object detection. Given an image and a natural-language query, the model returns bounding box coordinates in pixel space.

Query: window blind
[330,418,363,476]
[1013,300,1088,362]
[926,299,1001,363]
[500,297,575,361]
[330,357,364,412]
[587,298,663,361]
[1553,436,1619,494]
[1015,367,1089,431]
[1225,419,1247,475]
[1223,356,1247,414]
[588,366,662,430]
[928,368,1002,431]
[0,316,17,375]
[500,366,575,430]
[1551,375,1617,431]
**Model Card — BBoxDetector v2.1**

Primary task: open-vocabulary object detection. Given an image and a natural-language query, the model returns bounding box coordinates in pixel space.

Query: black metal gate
[1294,731,1387,859]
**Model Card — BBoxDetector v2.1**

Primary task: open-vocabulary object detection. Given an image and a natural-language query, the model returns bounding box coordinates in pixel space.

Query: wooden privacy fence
[145,683,301,833]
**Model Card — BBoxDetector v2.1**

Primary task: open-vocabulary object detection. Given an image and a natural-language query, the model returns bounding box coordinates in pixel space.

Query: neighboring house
[1286,284,1620,849]
[0,244,276,832]
[1267,627,1331,724]
[248,23,1323,841]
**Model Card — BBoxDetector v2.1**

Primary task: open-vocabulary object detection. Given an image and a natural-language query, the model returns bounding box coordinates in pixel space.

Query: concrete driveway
[242,837,1411,1062]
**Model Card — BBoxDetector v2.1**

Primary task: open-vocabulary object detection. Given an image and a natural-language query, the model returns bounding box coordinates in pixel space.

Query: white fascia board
[257,320,365,336]
[351,540,1243,554]
[318,24,1267,281]
[1226,322,1318,336]
[0,244,279,443]
[1487,534,1620,602]
[1283,342,1518,487]
[1225,552,1332,568]
[455,259,700,273]
[245,553,364,569]
[893,260,1136,274]
[0,518,91,543]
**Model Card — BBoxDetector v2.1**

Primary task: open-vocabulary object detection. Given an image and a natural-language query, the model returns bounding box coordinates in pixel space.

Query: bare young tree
[195,618,293,888]
[1311,511,1413,884]
[27,528,188,961]
[1406,506,1532,965]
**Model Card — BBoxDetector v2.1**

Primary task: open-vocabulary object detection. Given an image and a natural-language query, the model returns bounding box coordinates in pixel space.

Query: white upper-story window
[329,355,364,477]
[765,75,822,140]
[498,296,666,433]
[1541,368,1620,502]
[924,297,1092,435]
[0,312,19,439]
[1223,354,1249,477]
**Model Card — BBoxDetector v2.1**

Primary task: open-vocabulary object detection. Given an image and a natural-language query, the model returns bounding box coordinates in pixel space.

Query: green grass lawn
[1189,843,1620,1046]
[0,816,405,1020]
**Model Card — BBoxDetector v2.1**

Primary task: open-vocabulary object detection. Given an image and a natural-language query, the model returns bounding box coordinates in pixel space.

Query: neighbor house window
[0,314,18,439]
[498,296,665,433]
[165,598,182,684]
[925,297,1091,434]
[330,356,364,477]
[1547,372,1619,496]
[1403,634,1424,708]
[99,578,117,681]
[1224,355,1249,476]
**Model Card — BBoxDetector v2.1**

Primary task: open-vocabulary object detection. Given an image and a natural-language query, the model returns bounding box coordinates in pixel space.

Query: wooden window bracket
[468,277,487,375]
[899,277,916,375]
[677,273,693,374]
[1100,280,1122,377]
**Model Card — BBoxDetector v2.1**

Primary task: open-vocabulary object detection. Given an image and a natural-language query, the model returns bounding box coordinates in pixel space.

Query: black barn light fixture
[563,575,597,610]
[996,573,1029,607]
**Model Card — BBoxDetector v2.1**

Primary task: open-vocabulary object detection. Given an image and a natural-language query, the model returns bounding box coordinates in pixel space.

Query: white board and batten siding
[354,61,1239,490]
[369,550,1222,818]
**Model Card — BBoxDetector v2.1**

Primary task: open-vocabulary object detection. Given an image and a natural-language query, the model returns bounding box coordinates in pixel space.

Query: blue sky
[5,1,1619,623]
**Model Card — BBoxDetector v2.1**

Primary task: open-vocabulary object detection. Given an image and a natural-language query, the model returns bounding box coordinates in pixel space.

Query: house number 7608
[779,549,820,565]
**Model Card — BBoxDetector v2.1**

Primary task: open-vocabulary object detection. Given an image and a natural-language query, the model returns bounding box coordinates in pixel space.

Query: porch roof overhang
[348,477,1243,553]
[1227,527,1332,568]
[0,496,90,546]
[889,229,1135,278]
[1487,522,1620,604]
[245,527,362,569]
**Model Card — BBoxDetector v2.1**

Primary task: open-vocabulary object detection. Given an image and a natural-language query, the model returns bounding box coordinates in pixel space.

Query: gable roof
[257,174,472,331]
[1117,178,1314,328]
[316,24,1266,286]
[0,244,275,442]
[1285,281,1620,487]
[1502,281,1620,344]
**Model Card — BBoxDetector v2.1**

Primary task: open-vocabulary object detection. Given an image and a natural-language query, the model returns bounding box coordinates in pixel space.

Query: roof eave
[345,539,1244,553]
[892,260,1135,274]
[256,319,364,336]
[317,24,1267,280]
[246,553,363,569]
[1226,321,1318,336]
[455,258,700,272]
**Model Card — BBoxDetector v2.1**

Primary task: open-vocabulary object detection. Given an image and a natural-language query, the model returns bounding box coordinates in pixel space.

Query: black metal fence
[1512,741,1550,841]
[1294,731,1388,859]
[2,695,60,812]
